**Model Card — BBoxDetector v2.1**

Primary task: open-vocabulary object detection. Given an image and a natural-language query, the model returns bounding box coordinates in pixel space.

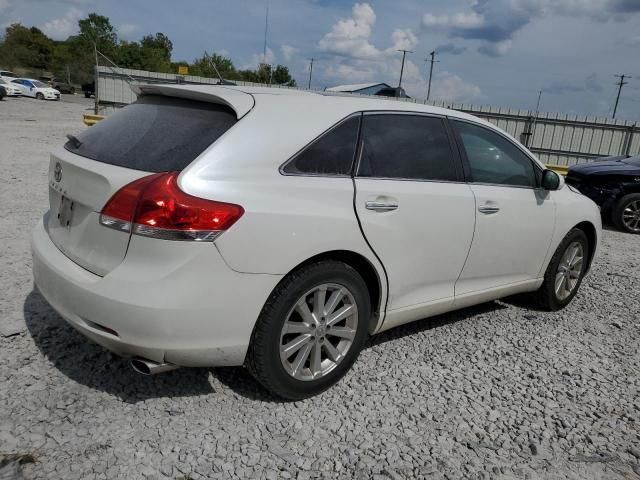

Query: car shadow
[25,288,507,403]
[24,289,217,403]
[366,300,507,349]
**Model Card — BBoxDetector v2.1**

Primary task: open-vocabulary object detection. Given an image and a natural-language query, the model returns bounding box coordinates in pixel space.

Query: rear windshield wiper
[66,134,82,149]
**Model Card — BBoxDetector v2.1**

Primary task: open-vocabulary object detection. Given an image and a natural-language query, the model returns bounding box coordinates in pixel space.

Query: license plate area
[57,196,74,228]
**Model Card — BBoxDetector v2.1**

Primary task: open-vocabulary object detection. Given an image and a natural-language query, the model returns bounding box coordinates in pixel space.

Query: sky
[1,0,640,120]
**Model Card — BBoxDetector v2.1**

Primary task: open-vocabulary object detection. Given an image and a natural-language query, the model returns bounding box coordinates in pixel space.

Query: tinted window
[454,121,537,188]
[65,95,237,172]
[357,114,457,181]
[283,116,360,175]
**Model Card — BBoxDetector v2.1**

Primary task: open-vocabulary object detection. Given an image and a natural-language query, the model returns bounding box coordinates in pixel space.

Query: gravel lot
[1,95,639,480]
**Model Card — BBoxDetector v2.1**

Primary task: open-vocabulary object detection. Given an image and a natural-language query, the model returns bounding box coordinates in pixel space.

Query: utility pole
[397,49,412,90]
[93,42,99,114]
[426,50,439,101]
[262,0,270,65]
[308,58,314,89]
[527,89,543,148]
[613,74,630,119]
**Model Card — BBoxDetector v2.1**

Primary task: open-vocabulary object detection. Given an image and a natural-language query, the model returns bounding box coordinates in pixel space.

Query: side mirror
[542,169,561,190]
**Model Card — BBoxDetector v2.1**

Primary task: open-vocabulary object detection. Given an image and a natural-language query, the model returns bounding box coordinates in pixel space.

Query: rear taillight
[99,172,244,241]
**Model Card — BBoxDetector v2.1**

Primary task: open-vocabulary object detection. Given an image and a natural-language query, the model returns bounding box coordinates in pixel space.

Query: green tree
[190,51,238,79]
[0,24,53,70]
[77,13,118,56]
[238,63,296,86]
[140,33,173,63]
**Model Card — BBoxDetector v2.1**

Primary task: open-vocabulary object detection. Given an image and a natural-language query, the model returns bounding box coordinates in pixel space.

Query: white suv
[31,84,601,399]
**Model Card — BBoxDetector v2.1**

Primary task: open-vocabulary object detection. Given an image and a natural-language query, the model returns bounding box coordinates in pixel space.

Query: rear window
[65,95,237,172]
[282,115,360,176]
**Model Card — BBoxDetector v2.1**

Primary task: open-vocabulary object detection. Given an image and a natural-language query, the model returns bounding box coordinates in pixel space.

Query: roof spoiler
[130,84,255,119]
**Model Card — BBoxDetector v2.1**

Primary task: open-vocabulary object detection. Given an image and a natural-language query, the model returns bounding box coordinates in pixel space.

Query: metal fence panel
[96,66,639,166]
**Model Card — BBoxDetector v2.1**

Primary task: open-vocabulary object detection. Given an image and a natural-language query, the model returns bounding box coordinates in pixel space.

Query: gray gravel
[1,95,639,480]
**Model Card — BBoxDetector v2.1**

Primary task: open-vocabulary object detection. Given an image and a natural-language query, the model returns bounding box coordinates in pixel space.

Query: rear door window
[357,114,458,181]
[65,95,237,172]
[283,115,360,176]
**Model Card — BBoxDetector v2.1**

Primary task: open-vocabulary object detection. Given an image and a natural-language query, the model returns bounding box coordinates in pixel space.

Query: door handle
[365,201,398,212]
[478,204,500,214]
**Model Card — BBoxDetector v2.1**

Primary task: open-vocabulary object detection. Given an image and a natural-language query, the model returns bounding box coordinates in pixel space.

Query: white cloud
[389,28,417,51]
[280,44,297,62]
[422,12,484,29]
[318,3,381,59]
[243,47,276,69]
[429,71,483,102]
[40,7,82,40]
[318,2,479,102]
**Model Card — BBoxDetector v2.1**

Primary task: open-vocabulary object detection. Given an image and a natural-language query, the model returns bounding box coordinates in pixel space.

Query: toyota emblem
[54,162,62,182]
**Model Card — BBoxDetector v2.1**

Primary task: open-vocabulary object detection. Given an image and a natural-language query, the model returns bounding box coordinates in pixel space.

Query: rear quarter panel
[178,94,388,314]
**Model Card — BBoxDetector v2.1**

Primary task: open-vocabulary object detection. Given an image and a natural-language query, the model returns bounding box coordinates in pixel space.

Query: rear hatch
[47,91,246,276]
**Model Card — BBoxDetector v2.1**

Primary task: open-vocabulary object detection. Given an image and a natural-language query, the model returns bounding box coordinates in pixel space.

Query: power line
[613,74,631,119]
[397,49,412,90]
[425,51,439,101]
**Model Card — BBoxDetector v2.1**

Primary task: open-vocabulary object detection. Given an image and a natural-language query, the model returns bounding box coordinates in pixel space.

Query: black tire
[612,193,640,234]
[530,228,589,311]
[84,92,91,98]
[246,260,371,400]
[36,92,44,100]
[70,87,76,94]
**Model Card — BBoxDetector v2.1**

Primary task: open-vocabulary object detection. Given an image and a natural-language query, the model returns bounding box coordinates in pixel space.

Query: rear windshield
[65,95,237,172]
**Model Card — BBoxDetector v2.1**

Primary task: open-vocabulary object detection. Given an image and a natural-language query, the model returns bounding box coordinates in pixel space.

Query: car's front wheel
[36,92,44,100]
[531,228,589,311]
[247,260,371,400]
[613,193,640,234]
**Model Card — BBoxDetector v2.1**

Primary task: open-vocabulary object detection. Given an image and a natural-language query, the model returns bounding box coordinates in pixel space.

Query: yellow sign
[178,66,189,75]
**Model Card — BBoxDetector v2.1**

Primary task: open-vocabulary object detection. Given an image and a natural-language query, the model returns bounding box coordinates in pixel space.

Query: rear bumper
[31,216,282,367]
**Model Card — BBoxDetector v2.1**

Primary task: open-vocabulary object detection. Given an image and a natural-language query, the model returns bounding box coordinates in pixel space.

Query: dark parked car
[81,81,95,98]
[51,79,76,94]
[566,155,640,234]
[0,85,5,100]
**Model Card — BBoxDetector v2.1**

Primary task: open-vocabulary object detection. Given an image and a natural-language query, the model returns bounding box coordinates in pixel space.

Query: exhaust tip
[130,358,152,375]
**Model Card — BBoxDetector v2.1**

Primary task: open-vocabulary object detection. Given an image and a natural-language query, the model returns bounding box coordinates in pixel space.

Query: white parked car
[0,70,18,82]
[31,85,601,399]
[11,78,60,100]
[0,78,22,96]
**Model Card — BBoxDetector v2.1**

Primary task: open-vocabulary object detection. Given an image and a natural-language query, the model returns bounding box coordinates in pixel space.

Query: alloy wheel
[622,200,640,233]
[554,241,584,301]
[279,283,358,381]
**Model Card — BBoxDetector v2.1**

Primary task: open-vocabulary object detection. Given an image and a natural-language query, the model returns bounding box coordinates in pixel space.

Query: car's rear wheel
[247,260,370,400]
[613,193,640,234]
[529,228,589,311]
[36,92,44,100]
